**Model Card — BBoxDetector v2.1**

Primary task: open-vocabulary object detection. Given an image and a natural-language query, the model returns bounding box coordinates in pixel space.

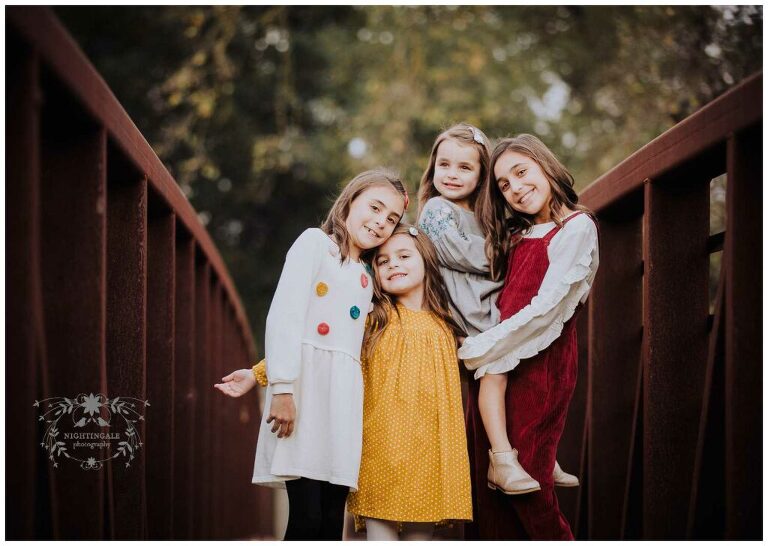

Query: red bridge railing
[558,72,762,539]
[7,7,272,539]
[8,6,762,542]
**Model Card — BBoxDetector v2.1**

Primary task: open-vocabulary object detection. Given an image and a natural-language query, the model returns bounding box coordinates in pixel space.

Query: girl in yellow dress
[250,224,472,539]
[346,224,472,540]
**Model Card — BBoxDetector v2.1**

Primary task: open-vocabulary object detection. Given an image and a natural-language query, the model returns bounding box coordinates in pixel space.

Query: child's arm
[459,215,598,377]
[214,368,257,397]
[255,229,326,437]
[213,361,266,396]
[418,198,491,276]
[267,393,296,439]
[264,229,325,395]
[252,359,268,387]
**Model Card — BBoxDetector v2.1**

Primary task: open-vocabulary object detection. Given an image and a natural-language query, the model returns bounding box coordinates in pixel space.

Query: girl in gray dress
[417,124,578,496]
[417,123,501,339]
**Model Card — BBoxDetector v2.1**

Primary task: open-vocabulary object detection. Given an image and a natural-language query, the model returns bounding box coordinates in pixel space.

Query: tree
[55,6,762,350]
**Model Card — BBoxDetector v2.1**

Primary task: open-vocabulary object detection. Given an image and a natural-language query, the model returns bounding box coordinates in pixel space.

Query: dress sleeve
[418,198,490,275]
[264,229,326,394]
[457,215,599,379]
[252,359,268,387]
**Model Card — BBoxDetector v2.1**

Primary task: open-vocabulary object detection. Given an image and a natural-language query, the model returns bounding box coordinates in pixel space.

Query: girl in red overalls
[458,134,599,539]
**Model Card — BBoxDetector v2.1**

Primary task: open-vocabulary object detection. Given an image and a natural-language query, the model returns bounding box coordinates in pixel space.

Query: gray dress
[418,196,503,336]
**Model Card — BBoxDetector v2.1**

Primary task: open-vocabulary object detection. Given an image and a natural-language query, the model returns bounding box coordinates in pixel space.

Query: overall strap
[542,211,585,244]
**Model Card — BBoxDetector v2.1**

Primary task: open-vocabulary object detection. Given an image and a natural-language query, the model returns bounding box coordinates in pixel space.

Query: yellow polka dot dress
[347,304,472,529]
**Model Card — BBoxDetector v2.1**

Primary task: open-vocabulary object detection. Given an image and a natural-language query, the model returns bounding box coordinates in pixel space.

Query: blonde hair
[363,224,465,359]
[417,123,492,216]
[476,134,593,281]
[320,168,407,263]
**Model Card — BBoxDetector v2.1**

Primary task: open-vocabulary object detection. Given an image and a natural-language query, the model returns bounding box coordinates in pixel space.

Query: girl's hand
[267,394,296,438]
[214,369,256,398]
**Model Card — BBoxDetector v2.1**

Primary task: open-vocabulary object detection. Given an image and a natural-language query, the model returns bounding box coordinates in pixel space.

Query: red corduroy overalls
[465,212,588,540]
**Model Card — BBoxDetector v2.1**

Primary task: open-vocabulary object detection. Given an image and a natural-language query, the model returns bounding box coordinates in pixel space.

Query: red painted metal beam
[208,283,222,538]
[193,260,211,538]
[724,127,762,539]
[587,211,644,539]
[8,7,269,539]
[687,261,726,538]
[557,306,589,532]
[580,73,761,213]
[106,148,148,539]
[40,107,108,539]
[621,373,643,539]
[172,235,196,539]
[146,199,176,538]
[641,173,710,538]
[7,6,256,362]
[6,32,44,541]
[217,306,235,538]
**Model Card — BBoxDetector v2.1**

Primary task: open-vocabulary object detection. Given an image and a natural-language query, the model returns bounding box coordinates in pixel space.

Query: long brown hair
[476,134,593,281]
[417,123,491,217]
[320,168,407,263]
[363,224,465,359]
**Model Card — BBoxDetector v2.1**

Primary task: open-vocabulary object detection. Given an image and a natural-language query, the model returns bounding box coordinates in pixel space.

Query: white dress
[458,213,599,378]
[252,228,373,490]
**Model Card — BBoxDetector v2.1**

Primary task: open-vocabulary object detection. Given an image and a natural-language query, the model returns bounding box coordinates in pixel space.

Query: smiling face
[432,138,481,210]
[344,185,404,260]
[374,233,425,301]
[494,150,554,223]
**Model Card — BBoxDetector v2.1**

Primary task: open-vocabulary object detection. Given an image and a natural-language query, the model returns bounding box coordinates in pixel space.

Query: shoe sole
[488,481,542,495]
[555,482,580,488]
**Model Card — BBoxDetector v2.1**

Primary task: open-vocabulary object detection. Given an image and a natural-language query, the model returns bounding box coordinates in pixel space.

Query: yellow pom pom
[252,359,268,387]
[315,282,328,297]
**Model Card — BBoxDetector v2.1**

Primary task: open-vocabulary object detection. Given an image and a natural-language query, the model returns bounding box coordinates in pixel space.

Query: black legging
[284,478,348,540]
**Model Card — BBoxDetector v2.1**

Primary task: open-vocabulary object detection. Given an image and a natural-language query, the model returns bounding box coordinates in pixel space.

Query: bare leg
[365,518,399,541]
[401,522,434,541]
[478,373,512,452]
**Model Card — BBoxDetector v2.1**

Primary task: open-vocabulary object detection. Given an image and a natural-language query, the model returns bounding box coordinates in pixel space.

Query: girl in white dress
[214,169,407,540]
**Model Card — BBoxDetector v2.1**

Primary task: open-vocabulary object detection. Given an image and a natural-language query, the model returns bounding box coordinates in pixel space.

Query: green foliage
[55,6,762,352]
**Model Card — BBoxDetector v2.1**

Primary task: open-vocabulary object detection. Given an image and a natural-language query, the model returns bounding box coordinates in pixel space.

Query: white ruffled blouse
[457,213,599,379]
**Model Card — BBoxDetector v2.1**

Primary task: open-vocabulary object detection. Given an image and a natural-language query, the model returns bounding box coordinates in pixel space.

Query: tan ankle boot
[553,460,579,487]
[487,449,541,495]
